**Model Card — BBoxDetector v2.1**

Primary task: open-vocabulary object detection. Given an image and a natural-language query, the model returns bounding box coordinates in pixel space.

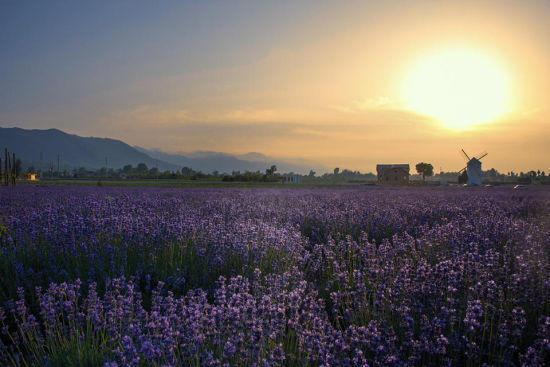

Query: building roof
[376,164,410,174]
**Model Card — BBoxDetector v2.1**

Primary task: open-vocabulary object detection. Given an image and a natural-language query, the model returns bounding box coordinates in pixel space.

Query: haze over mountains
[0,127,320,173]
[136,147,319,174]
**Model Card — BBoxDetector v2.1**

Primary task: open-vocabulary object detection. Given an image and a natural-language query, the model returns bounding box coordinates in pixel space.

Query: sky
[1,0,549,173]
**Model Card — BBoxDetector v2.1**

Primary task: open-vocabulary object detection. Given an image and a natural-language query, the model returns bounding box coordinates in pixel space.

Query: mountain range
[0,127,320,173]
[136,148,318,174]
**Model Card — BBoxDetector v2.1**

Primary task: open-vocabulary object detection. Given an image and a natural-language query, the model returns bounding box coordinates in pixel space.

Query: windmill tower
[459,149,488,186]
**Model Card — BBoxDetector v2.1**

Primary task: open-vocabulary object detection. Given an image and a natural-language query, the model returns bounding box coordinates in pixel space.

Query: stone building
[25,172,38,181]
[376,164,410,185]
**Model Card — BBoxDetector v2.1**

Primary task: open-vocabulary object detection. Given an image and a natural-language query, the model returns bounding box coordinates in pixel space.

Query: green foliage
[415,162,434,181]
[265,165,277,176]
[0,233,297,303]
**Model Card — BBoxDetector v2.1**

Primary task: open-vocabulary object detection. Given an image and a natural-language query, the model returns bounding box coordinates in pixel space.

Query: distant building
[283,174,302,184]
[25,172,38,181]
[376,164,410,185]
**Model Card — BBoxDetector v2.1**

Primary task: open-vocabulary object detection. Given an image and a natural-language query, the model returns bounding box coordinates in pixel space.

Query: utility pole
[12,152,16,185]
[6,152,11,186]
[4,148,8,186]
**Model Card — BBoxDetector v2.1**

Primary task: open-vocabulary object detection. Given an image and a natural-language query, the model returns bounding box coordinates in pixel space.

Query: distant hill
[136,148,319,174]
[0,126,324,173]
[0,127,177,170]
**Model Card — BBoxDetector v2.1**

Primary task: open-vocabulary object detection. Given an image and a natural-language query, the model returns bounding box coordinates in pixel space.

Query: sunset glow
[1,0,549,172]
[401,47,512,130]
[1,3,549,365]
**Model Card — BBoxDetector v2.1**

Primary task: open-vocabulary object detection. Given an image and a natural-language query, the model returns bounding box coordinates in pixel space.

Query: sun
[401,47,512,129]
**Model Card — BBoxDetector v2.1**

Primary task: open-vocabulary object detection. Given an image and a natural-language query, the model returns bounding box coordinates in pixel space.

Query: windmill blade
[461,149,471,161]
[476,152,488,160]
[458,166,467,173]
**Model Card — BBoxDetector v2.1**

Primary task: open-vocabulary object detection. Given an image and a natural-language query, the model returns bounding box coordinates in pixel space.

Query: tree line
[22,161,550,184]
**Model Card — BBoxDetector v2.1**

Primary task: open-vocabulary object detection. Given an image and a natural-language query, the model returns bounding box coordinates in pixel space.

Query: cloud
[124,105,192,125]
[333,96,395,113]
[93,100,446,165]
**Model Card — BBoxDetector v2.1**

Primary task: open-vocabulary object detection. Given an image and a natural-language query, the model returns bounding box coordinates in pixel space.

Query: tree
[149,167,159,177]
[265,165,277,176]
[415,162,434,181]
[486,168,498,178]
[458,170,468,184]
[308,169,316,177]
[333,167,340,175]
[14,159,22,176]
[123,165,133,174]
[77,167,88,177]
[136,163,148,174]
[181,167,194,177]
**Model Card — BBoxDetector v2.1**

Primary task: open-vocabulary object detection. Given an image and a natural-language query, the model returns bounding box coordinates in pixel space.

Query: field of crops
[0,186,548,366]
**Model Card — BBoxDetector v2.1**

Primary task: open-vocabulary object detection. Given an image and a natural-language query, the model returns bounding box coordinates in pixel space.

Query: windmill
[459,149,488,186]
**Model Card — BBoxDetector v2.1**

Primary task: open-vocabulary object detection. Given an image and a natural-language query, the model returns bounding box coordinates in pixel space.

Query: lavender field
[0,186,548,366]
